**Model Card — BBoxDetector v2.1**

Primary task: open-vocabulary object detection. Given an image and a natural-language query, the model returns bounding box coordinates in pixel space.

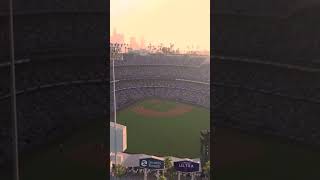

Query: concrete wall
[110,122,127,153]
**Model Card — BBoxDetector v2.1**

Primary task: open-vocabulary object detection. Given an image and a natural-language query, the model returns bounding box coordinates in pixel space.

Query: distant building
[140,37,145,49]
[110,28,125,44]
[130,37,139,50]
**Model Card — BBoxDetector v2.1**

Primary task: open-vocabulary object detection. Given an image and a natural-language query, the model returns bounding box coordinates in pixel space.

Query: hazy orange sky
[111,0,210,51]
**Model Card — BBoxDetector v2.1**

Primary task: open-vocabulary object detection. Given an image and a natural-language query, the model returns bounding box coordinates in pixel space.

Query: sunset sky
[110,0,210,51]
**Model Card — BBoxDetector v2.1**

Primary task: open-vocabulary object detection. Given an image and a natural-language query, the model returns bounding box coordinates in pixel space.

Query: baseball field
[117,99,210,158]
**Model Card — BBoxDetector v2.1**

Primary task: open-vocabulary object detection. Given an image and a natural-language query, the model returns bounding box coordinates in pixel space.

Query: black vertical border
[210,0,214,179]
[105,0,111,178]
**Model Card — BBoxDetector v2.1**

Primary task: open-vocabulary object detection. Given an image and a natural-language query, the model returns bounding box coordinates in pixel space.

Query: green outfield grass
[117,99,210,158]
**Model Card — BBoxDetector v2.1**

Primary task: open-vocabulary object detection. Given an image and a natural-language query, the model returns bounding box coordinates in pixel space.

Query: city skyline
[111,0,210,51]
[110,28,209,53]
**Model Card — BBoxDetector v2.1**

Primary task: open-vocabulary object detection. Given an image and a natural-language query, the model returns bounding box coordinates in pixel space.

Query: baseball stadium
[109,53,210,179]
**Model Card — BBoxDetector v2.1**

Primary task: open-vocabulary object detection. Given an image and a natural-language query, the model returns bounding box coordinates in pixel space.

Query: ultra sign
[174,160,200,172]
[139,158,164,169]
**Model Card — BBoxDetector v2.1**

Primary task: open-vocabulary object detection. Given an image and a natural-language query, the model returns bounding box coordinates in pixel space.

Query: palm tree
[162,47,170,55]
[176,48,180,54]
[203,161,210,179]
[164,157,175,180]
[112,164,126,178]
[164,157,173,168]
[169,43,174,54]
[148,43,152,52]
[159,175,167,180]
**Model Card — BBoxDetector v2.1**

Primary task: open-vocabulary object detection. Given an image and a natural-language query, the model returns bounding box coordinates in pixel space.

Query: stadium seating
[110,55,210,112]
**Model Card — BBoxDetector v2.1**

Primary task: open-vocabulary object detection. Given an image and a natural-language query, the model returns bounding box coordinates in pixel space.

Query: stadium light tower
[110,43,123,166]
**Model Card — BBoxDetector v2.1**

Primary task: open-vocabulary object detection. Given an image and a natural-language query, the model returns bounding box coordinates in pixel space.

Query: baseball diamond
[117,99,210,158]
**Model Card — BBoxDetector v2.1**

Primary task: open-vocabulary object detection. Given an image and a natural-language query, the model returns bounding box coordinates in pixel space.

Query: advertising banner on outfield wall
[174,160,200,172]
[139,158,164,169]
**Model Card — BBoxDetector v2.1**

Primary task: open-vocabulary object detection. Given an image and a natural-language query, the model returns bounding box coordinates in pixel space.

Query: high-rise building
[111,28,125,44]
[130,36,139,50]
